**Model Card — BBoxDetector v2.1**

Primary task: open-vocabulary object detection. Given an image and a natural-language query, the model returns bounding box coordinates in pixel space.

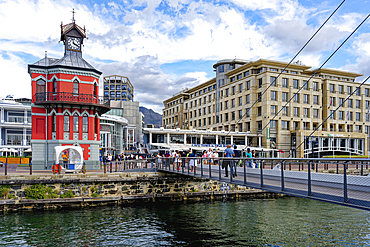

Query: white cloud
[0,53,31,99]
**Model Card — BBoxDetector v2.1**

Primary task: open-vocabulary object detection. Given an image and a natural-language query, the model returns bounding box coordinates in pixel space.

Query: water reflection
[0,197,369,246]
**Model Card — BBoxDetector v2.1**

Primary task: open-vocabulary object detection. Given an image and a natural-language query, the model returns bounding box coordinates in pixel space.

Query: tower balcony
[34,92,110,113]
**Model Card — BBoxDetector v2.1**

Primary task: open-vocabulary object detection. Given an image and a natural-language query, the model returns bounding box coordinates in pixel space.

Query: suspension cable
[224,0,346,141]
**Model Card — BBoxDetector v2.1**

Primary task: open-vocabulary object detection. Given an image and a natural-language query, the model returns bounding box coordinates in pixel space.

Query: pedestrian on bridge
[246,148,252,168]
[223,144,234,177]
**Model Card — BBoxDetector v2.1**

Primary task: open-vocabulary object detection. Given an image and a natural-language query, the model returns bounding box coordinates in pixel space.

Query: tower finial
[71,8,75,23]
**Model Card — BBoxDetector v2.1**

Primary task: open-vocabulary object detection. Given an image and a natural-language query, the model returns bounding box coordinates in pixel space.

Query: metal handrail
[34,92,110,107]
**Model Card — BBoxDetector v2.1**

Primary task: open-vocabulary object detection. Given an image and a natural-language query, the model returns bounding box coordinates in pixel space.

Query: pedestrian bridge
[156,157,370,211]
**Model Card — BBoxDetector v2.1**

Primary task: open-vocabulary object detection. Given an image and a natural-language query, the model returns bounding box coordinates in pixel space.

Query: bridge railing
[156,157,370,210]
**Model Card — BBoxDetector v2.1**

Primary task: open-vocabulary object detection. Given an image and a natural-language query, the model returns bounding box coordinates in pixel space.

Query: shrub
[8,194,15,200]
[60,190,74,198]
[0,185,11,198]
[25,184,47,200]
[25,184,59,200]
[90,186,96,193]
[91,192,98,197]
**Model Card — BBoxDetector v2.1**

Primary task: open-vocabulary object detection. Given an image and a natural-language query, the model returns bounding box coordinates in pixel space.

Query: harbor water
[0,197,369,246]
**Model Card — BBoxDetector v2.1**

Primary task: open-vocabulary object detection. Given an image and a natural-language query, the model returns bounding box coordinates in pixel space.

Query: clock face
[67,37,81,51]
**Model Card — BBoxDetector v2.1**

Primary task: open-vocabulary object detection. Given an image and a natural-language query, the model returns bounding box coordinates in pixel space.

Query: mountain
[139,106,162,127]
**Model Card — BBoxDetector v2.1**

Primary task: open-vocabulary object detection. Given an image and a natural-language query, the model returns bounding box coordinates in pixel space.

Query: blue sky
[0,0,369,113]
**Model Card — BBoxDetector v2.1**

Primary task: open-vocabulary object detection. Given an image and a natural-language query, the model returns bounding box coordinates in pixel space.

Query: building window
[225,101,228,109]
[53,79,57,93]
[303,108,309,118]
[64,114,69,132]
[302,81,308,90]
[294,94,299,103]
[73,114,79,132]
[339,98,344,106]
[73,80,79,95]
[348,99,353,108]
[258,78,263,88]
[239,110,242,119]
[257,107,261,116]
[270,77,277,86]
[282,78,288,88]
[104,85,109,90]
[110,85,115,90]
[246,95,250,104]
[270,120,276,130]
[52,114,56,132]
[230,77,235,83]
[347,86,352,94]
[83,114,88,133]
[237,74,242,80]
[313,109,319,118]
[238,97,242,106]
[271,105,277,115]
[313,82,318,91]
[356,100,361,108]
[232,99,235,108]
[239,84,243,93]
[356,87,361,96]
[257,93,261,102]
[304,94,309,104]
[246,81,250,90]
[232,112,235,121]
[225,113,229,121]
[293,107,299,117]
[110,92,115,98]
[244,71,250,77]
[271,91,277,101]
[356,112,361,121]
[330,110,335,120]
[281,121,289,130]
[339,111,344,120]
[366,88,370,97]
[330,84,335,93]
[339,85,343,94]
[282,106,288,116]
[313,95,319,105]
[225,89,229,97]
[282,92,288,102]
[218,65,224,73]
[232,86,236,95]
[293,79,298,89]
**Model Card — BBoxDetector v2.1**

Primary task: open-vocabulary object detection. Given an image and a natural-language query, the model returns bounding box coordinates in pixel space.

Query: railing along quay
[156,157,370,211]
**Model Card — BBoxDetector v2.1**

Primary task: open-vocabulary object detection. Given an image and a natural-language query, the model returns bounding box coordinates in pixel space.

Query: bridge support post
[218,159,221,181]
[209,159,211,179]
[201,158,203,177]
[230,160,233,183]
[188,158,190,174]
[308,161,312,196]
[243,159,247,185]
[281,161,285,191]
[344,162,348,203]
[361,161,364,176]
[260,159,263,188]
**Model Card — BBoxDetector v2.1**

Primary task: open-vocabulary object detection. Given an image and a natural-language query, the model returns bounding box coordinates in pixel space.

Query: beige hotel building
[162,59,368,158]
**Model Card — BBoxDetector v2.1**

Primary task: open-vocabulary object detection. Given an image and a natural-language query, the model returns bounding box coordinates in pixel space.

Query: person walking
[207,148,214,165]
[213,150,219,166]
[233,146,240,177]
[223,144,234,177]
[246,148,253,168]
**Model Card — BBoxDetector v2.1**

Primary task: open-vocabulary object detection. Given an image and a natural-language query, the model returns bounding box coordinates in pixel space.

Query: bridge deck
[158,163,370,211]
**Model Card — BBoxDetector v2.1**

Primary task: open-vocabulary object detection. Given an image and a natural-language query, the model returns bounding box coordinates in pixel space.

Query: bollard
[5,162,7,176]
[110,162,112,173]
[104,162,106,174]
[83,162,86,174]
[115,162,117,172]
[58,163,61,174]
[30,161,32,175]
[289,163,291,171]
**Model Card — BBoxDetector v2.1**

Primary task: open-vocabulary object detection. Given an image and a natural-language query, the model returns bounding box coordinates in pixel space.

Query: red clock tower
[28,16,110,170]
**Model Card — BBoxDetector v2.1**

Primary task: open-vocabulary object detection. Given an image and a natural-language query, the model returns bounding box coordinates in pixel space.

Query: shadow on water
[0,197,370,246]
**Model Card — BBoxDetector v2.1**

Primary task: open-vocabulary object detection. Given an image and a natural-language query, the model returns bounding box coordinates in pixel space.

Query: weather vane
[71,8,75,23]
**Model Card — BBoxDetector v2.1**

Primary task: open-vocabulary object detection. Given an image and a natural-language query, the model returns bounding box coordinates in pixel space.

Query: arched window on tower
[83,114,88,133]
[93,83,97,97]
[73,79,79,95]
[52,113,56,132]
[36,79,46,93]
[64,113,70,133]
[73,113,79,132]
[53,78,57,93]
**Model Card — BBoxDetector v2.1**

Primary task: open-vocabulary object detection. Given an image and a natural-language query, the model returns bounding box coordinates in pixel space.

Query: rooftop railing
[35,92,110,107]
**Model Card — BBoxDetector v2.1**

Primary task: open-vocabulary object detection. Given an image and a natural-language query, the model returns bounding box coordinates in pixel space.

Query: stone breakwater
[0,172,283,212]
